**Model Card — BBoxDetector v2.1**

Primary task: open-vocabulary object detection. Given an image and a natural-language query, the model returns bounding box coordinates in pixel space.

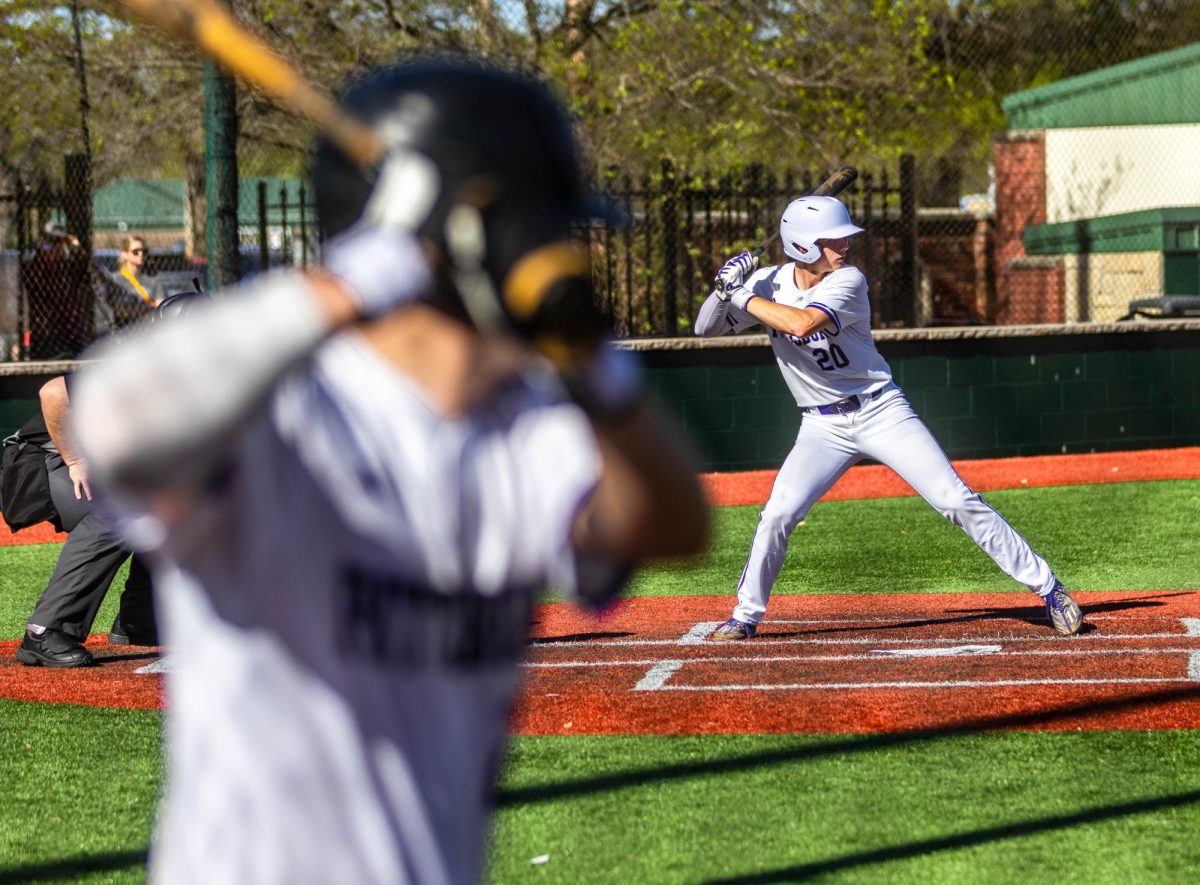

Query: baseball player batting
[696,196,1083,639]
[71,58,708,884]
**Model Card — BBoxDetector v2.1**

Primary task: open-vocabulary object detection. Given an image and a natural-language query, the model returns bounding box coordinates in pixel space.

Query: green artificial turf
[628,479,1200,598]
[1,478,1198,883]
[0,700,159,884]
[488,732,1200,883]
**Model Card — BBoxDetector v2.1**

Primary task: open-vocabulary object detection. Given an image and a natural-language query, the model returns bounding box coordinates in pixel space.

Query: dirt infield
[4,591,1198,734]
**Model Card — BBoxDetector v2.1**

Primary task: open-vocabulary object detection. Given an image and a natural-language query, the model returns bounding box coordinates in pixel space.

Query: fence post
[257,180,269,273]
[204,52,239,289]
[661,158,678,335]
[63,152,92,255]
[15,173,28,360]
[899,152,918,326]
[298,183,309,267]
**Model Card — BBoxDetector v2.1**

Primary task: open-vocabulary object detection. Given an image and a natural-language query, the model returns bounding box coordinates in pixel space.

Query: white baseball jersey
[694,259,1059,627]
[135,333,611,885]
[710,263,892,408]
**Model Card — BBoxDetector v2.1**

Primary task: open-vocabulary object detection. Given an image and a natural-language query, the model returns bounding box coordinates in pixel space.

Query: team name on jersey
[337,565,535,668]
[772,328,830,346]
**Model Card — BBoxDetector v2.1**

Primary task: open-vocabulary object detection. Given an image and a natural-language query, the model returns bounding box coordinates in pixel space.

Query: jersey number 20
[812,343,849,371]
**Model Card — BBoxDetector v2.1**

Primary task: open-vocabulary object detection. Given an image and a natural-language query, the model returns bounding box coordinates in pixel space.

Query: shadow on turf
[496,684,1200,807]
[0,849,146,883]
[697,788,1200,883]
[93,651,160,665]
[528,631,636,644]
[768,590,1195,638]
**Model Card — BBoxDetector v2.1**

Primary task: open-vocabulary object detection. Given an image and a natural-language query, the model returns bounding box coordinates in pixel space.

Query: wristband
[729,287,757,311]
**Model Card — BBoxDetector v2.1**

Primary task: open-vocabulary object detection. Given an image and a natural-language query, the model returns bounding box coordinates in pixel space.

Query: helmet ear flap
[785,237,822,264]
[442,193,605,364]
[502,241,604,364]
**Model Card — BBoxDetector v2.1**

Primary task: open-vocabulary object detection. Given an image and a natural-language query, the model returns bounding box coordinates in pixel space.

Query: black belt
[809,389,882,415]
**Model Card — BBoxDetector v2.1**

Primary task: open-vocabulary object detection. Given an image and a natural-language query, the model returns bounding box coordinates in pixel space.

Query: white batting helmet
[779,196,864,264]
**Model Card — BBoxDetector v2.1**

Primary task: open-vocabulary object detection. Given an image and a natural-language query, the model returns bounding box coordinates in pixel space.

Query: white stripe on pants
[732,387,1057,625]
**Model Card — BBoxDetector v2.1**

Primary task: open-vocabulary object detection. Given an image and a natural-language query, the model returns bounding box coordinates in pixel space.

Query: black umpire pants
[26,452,155,640]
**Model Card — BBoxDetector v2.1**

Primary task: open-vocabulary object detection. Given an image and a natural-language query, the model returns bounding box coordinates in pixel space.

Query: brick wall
[918,215,988,323]
[993,131,1066,324]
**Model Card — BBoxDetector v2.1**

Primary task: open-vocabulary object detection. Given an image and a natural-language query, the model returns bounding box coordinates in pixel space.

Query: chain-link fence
[4,2,1200,360]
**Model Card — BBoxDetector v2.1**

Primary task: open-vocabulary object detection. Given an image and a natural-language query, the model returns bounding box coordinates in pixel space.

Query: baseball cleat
[711,618,757,640]
[1043,585,1083,636]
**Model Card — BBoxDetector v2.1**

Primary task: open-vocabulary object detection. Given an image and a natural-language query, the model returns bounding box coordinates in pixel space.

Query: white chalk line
[534,631,1200,649]
[536,615,1200,650]
[524,647,1200,668]
[531,617,1200,693]
[633,661,684,691]
[640,677,1199,692]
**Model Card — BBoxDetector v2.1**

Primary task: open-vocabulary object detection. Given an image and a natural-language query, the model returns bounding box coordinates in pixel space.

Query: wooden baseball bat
[751,164,859,258]
[709,164,859,300]
[116,0,383,168]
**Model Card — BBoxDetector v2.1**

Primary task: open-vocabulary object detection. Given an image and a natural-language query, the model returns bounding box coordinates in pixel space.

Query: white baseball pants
[732,386,1058,625]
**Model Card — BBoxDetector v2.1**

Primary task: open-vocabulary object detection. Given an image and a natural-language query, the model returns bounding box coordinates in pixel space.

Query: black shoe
[108,619,159,647]
[15,629,95,668]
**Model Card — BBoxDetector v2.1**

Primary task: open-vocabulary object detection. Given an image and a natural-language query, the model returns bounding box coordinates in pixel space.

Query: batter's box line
[532,619,1200,649]
[531,647,1200,666]
[677,618,1200,646]
[634,670,1200,693]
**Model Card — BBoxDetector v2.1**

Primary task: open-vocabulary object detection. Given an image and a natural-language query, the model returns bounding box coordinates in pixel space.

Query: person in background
[15,375,156,668]
[696,195,1082,640]
[22,223,94,359]
[102,235,159,329]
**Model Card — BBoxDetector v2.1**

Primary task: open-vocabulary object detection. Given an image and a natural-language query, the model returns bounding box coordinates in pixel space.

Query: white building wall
[1044,124,1200,222]
[1061,252,1162,322]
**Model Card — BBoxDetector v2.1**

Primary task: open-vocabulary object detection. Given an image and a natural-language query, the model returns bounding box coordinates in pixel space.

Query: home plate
[135,657,176,674]
[871,644,1002,657]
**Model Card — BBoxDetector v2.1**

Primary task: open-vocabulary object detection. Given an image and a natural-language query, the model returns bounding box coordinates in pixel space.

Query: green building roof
[94,179,185,230]
[1024,207,1200,254]
[1003,42,1200,129]
[92,177,313,230]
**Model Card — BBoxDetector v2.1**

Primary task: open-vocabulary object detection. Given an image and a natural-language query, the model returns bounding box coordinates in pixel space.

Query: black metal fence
[588,156,916,337]
[0,162,320,361]
[0,154,920,360]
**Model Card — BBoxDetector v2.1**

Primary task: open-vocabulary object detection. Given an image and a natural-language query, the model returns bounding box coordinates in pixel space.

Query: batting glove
[713,251,758,299]
[322,223,433,319]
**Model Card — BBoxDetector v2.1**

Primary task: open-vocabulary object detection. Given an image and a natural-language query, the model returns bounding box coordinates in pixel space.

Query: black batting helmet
[311,56,615,362]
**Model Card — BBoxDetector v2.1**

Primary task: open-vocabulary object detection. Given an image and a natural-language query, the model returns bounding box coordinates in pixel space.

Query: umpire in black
[16,375,156,668]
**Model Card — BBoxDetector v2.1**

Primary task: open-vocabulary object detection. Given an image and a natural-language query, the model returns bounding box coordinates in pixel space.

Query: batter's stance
[696,196,1083,640]
[72,59,708,884]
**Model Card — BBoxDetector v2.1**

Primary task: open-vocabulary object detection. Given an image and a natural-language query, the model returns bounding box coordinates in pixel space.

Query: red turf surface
[3,446,1199,733]
[4,592,1198,735]
[513,592,1200,734]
